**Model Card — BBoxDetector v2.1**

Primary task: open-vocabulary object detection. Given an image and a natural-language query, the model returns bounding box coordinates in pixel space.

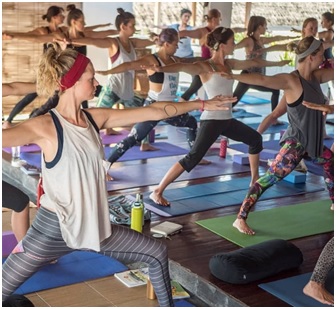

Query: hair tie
[60,53,90,91]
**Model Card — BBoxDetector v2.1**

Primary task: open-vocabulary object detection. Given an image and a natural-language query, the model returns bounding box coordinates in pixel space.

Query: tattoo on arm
[163,104,178,117]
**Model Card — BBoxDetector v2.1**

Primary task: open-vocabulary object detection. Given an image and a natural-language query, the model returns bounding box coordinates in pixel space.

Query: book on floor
[171,280,190,299]
[114,268,149,288]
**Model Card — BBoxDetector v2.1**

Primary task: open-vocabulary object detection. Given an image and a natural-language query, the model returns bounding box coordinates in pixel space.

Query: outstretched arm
[2,82,36,97]
[313,68,334,84]
[179,28,204,40]
[96,55,154,75]
[84,29,119,39]
[142,61,209,76]
[89,96,237,130]
[70,36,115,49]
[130,36,157,49]
[262,35,300,45]
[302,101,334,115]
[84,22,112,31]
[2,32,64,43]
[228,58,290,71]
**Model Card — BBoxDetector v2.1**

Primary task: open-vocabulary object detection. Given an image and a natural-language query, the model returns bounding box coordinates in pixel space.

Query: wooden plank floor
[2,99,334,306]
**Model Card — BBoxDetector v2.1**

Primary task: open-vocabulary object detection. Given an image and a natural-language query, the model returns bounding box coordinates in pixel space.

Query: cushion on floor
[209,239,303,284]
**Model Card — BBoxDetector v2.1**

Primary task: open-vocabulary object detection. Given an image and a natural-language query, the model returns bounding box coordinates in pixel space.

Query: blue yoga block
[260,149,278,160]
[233,153,249,165]
[284,171,306,183]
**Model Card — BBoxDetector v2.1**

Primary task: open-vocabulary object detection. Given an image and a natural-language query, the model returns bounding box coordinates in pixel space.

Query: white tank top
[108,38,137,100]
[147,55,179,101]
[40,109,112,251]
[201,65,234,120]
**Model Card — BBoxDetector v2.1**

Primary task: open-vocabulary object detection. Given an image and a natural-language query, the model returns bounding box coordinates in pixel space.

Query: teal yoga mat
[143,177,324,217]
[239,94,271,105]
[4,251,128,294]
[196,200,333,247]
[259,270,334,307]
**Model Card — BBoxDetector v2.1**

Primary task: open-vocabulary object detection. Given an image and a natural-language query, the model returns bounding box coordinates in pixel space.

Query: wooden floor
[2,98,334,307]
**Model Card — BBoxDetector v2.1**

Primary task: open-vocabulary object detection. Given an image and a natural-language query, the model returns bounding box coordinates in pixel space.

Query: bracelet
[200,100,205,112]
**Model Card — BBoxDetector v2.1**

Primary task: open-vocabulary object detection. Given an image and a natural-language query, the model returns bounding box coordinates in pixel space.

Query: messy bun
[37,43,79,97]
[115,8,135,31]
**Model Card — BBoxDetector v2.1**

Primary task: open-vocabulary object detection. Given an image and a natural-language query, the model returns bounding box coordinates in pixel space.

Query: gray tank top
[280,70,326,157]
[40,109,112,251]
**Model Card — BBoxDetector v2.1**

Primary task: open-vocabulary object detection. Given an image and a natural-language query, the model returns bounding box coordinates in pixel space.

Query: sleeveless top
[280,71,326,157]
[245,37,266,74]
[169,24,194,58]
[64,30,87,55]
[108,38,137,100]
[200,61,234,120]
[201,27,212,59]
[147,54,179,101]
[40,109,111,251]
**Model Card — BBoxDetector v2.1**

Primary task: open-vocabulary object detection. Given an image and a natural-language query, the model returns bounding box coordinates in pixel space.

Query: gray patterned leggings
[310,237,334,284]
[2,207,173,307]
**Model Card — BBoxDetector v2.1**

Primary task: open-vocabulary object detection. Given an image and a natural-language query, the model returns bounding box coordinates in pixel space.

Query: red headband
[60,53,90,91]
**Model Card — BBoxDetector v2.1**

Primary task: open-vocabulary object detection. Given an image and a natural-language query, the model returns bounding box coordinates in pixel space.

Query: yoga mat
[239,94,271,105]
[259,270,334,307]
[187,109,261,122]
[107,155,252,191]
[196,199,333,247]
[4,251,128,294]
[143,177,324,217]
[3,144,41,153]
[104,142,188,162]
[19,152,42,168]
[100,129,129,145]
[174,299,195,307]
[326,116,334,125]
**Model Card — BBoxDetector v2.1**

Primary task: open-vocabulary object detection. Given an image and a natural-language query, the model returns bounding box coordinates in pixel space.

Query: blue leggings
[2,207,174,306]
[238,138,334,219]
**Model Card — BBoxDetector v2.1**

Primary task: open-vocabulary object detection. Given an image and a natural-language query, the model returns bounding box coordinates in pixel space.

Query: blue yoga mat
[239,94,271,105]
[242,121,288,134]
[174,299,195,307]
[107,155,251,191]
[259,271,334,307]
[104,142,188,162]
[4,251,128,295]
[188,108,261,121]
[143,177,324,217]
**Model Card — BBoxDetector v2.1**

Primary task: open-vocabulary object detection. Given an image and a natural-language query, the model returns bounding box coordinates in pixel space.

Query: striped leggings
[2,207,174,307]
[238,138,334,219]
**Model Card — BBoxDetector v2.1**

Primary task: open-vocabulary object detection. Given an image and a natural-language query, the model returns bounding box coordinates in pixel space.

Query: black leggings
[181,75,203,101]
[2,181,29,212]
[180,118,263,172]
[233,80,280,111]
[6,93,38,123]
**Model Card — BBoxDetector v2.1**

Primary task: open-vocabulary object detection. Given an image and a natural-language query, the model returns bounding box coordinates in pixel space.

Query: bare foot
[249,175,259,187]
[331,204,334,211]
[303,281,334,306]
[140,143,159,152]
[2,121,12,129]
[233,218,255,235]
[106,173,114,181]
[198,159,212,165]
[149,192,170,207]
[105,128,121,135]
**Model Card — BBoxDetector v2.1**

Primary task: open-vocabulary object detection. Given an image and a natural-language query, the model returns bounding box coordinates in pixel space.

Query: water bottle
[131,193,144,233]
[219,137,228,158]
[11,146,21,167]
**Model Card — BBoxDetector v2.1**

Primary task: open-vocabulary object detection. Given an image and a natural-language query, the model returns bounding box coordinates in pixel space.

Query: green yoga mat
[196,200,333,247]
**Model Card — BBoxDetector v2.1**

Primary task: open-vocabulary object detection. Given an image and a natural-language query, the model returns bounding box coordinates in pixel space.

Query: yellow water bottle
[131,194,144,233]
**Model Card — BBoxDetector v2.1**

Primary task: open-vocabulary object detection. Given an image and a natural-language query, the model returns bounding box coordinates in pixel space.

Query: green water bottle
[131,194,144,233]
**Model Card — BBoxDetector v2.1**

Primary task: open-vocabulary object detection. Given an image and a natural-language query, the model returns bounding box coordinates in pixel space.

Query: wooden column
[245,2,252,29]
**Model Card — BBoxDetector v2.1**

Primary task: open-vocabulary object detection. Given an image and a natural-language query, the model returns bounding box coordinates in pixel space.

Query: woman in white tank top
[149,26,289,208]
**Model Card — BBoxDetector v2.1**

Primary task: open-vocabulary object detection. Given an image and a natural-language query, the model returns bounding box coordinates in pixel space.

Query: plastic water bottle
[219,137,228,158]
[11,146,21,167]
[131,193,144,233]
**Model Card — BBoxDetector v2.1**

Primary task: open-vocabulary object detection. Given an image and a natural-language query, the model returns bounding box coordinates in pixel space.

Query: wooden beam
[191,2,197,27]
[245,2,252,29]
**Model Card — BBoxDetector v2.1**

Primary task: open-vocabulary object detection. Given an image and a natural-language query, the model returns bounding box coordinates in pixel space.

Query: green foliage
[280,50,296,67]
[234,32,245,44]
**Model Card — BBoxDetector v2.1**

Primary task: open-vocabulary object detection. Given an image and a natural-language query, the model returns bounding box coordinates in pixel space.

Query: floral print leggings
[238,138,334,219]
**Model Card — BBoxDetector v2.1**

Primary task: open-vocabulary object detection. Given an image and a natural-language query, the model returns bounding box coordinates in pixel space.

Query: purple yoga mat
[104,142,189,162]
[3,144,41,153]
[100,129,129,145]
[106,155,252,191]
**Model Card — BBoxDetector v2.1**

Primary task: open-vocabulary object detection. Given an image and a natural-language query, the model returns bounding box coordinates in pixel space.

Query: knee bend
[249,133,263,154]
[179,155,200,172]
